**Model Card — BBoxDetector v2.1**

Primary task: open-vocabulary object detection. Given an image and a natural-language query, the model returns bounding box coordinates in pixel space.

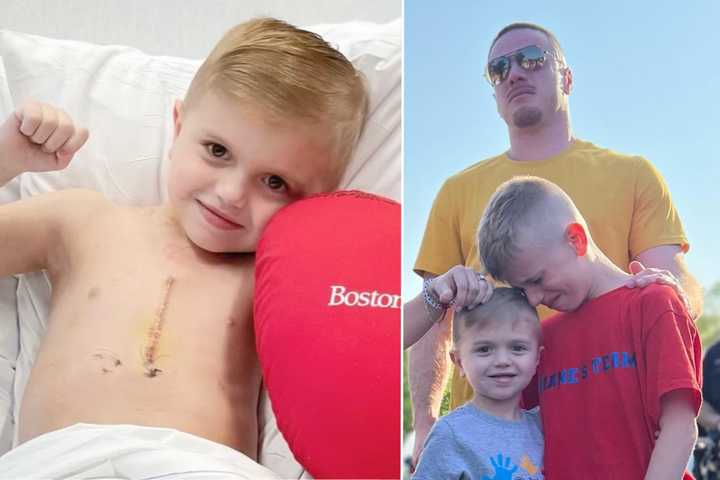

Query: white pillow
[0,19,400,476]
[0,20,401,203]
[0,56,20,455]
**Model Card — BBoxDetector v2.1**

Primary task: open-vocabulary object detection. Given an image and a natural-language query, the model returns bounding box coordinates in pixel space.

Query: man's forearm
[677,269,704,319]
[408,318,452,428]
[403,293,444,348]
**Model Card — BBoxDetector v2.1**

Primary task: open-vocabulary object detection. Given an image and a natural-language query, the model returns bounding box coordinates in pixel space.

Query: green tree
[697,282,720,347]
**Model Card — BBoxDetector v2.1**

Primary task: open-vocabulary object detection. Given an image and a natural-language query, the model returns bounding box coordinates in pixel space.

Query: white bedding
[0,423,280,479]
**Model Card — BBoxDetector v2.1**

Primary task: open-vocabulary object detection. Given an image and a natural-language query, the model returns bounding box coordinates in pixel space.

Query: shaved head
[478,176,590,281]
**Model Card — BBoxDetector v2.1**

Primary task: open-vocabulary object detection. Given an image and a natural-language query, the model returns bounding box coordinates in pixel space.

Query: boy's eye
[512,344,529,353]
[207,143,228,158]
[475,346,491,355]
[264,175,288,192]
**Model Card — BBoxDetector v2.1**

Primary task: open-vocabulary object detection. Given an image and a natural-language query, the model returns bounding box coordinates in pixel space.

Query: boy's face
[453,314,540,407]
[167,91,337,253]
[503,237,591,312]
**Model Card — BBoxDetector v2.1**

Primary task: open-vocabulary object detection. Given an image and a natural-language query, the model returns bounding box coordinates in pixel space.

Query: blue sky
[403,1,720,300]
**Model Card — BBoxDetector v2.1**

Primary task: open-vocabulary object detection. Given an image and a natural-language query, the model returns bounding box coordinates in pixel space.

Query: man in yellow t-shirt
[407,22,704,467]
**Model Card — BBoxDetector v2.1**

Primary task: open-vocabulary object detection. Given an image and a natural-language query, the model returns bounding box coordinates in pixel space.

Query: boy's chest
[538,311,641,399]
[535,308,656,478]
[45,213,255,368]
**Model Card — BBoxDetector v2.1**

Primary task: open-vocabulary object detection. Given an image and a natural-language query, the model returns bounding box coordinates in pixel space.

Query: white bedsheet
[0,423,280,479]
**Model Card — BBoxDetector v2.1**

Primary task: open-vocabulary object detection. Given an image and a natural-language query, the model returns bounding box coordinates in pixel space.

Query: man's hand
[0,101,89,182]
[429,265,493,311]
[626,260,692,317]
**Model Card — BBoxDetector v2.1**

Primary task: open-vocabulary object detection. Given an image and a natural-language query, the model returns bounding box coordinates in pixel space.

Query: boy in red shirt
[477,175,701,479]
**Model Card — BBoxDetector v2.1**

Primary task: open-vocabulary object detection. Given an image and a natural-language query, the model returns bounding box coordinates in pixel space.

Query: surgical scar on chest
[142,276,175,378]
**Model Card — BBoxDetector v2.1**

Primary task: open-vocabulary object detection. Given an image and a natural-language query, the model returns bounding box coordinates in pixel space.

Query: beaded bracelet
[422,277,448,312]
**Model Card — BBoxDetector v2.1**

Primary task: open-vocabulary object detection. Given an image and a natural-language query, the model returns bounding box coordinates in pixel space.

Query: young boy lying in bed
[0,17,367,477]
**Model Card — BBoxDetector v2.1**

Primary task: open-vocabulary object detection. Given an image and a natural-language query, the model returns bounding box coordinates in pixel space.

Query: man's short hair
[478,176,578,282]
[489,22,567,67]
[184,17,369,179]
[453,287,539,345]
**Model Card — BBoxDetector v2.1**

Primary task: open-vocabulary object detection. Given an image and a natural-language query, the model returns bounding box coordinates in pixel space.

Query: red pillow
[254,191,400,479]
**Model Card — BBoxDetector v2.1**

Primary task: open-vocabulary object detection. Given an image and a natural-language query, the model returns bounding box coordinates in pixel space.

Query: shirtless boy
[0,17,367,476]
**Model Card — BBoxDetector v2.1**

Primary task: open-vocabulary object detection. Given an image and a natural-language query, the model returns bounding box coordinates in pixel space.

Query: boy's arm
[644,389,698,480]
[0,190,107,277]
[0,102,89,277]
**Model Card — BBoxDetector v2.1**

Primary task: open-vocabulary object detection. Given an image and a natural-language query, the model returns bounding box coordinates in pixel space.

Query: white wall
[0,0,401,58]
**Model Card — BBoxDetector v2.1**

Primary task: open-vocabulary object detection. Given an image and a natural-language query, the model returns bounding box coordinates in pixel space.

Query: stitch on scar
[143,276,174,378]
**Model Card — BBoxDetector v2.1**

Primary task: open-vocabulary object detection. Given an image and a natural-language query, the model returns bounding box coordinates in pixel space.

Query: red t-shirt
[524,284,702,479]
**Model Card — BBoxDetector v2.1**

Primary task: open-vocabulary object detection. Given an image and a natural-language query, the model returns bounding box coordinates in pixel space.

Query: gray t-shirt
[413,403,544,480]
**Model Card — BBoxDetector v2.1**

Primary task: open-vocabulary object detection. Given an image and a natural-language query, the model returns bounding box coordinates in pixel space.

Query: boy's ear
[449,350,465,377]
[565,223,587,256]
[562,67,573,95]
[172,99,184,140]
[536,345,544,368]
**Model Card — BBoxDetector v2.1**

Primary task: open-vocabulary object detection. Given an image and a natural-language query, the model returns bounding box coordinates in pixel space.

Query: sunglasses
[485,45,558,86]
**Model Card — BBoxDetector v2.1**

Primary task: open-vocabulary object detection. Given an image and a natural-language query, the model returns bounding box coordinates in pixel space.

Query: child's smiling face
[453,313,541,409]
[167,91,337,253]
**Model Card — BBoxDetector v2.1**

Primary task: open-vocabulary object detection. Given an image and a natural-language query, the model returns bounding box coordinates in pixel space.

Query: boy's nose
[494,348,511,366]
[216,176,249,208]
[523,287,543,307]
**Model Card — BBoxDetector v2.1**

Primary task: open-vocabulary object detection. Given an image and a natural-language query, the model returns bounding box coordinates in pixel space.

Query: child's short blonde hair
[478,176,586,281]
[453,287,539,345]
[185,17,369,182]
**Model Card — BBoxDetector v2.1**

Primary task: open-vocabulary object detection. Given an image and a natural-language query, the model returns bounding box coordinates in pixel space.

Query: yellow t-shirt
[413,139,688,409]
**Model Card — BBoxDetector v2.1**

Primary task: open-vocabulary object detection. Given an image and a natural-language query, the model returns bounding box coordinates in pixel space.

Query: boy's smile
[166,91,337,253]
[453,314,540,416]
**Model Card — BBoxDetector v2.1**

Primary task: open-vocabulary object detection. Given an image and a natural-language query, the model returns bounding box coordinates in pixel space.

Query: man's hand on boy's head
[0,101,88,179]
[626,260,693,317]
[430,265,493,312]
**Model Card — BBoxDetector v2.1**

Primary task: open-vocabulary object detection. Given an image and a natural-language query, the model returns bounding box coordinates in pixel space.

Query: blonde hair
[489,22,568,67]
[478,176,585,281]
[185,17,369,181]
[453,287,539,345]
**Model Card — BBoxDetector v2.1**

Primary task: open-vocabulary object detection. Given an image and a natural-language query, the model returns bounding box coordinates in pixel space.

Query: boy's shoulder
[46,188,113,212]
[622,283,687,318]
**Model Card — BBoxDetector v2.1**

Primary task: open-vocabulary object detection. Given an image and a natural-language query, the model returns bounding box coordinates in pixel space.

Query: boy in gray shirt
[413,288,544,480]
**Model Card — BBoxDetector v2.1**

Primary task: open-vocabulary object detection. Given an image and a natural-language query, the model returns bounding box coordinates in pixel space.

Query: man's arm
[407,268,493,465]
[408,274,452,469]
[630,245,703,318]
[644,389,698,480]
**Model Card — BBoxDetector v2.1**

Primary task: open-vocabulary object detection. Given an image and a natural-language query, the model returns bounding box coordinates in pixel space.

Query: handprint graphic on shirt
[481,453,518,480]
